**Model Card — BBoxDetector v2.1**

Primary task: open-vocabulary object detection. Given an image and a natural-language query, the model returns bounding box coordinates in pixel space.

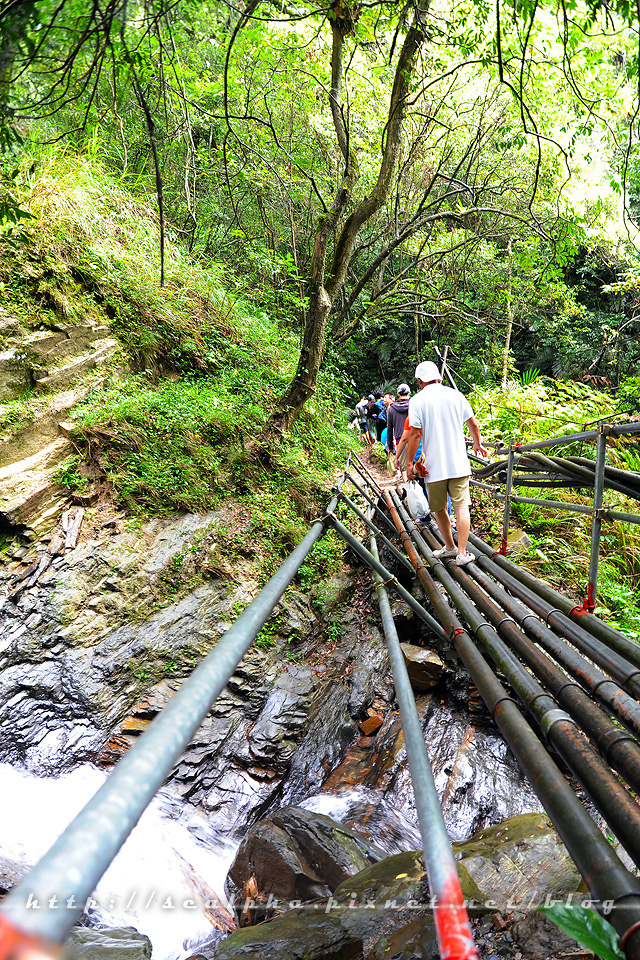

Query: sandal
[433,546,457,559]
[455,551,474,566]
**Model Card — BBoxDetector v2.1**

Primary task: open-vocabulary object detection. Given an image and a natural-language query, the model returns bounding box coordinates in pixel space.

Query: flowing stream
[0,763,237,959]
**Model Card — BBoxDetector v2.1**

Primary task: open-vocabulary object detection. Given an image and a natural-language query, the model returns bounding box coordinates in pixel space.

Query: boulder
[226,806,376,923]
[215,910,363,960]
[452,813,584,913]
[63,926,152,959]
[399,644,443,691]
[227,819,332,908]
[333,850,425,907]
[268,807,376,888]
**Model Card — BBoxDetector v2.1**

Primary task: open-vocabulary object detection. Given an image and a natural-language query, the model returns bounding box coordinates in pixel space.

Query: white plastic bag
[404,480,430,519]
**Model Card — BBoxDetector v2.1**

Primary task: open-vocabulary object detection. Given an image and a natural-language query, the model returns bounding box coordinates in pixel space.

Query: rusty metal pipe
[324,514,448,643]
[462,561,640,743]
[468,531,640,670]
[461,554,640,736]
[344,472,399,538]
[383,488,640,957]
[463,537,640,697]
[336,489,414,576]
[393,500,640,869]
[416,522,640,795]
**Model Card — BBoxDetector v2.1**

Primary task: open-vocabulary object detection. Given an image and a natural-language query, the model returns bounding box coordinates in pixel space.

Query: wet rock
[511,912,585,960]
[453,813,583,912]
[344,626,390,718]
[227,806,375,922]
[302,788,422,858]
[215,910,364,960]
[142,512,221,576]
[275,589,317,639]
[358,714,383,735]
[399,643,443,691]
[333,850,425,907]
[370,916,438,960]
[320,698,542,845]
[269,807,377,885]
[227,819,329,908]
[63,925,152,959]
[388,599,418,645]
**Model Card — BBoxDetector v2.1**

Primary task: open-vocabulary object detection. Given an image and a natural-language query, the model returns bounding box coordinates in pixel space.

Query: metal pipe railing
[417,521,640,797]
[368,526,479,960]
[382,489,640,958]
[394,499,640,872]
[324,513,448,643]
[513,420,640,452]
[468,532,640,671]
[344,472,399,539]
[336,489,414,576]
[350,450,383,493]
[0,489,343,956]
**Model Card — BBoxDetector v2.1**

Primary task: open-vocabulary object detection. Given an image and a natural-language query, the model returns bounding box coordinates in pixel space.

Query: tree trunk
[265,6,430,436]
[269,284,333,432]
[501,238,513,389]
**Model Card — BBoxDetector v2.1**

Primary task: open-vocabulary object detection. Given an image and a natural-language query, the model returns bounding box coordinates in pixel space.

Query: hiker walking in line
[355,395,372,444]
[386,384,411,478]
[406,361,487,565]
[367,394,380,442]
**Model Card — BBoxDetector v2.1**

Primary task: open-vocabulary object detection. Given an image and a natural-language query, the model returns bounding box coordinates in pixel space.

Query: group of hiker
[352,361,488,567]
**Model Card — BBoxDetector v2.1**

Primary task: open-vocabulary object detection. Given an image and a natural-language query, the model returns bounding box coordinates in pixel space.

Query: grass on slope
[2,146,355,579]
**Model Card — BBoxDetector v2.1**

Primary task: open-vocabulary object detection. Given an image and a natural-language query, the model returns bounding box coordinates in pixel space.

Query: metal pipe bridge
[4,446,640,959]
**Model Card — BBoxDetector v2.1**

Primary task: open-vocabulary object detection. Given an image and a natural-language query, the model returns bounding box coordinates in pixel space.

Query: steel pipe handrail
[417,520,640,805]
[383,489,640,957]
[323,513,448,643]
[344,472,400,539]
[396,503,640,871]
[0,488,345,954]
[512,420,640,452]
[468,532,640,670]
[368,525,479,960]
[336,490,414,576]
[351,450,383,493]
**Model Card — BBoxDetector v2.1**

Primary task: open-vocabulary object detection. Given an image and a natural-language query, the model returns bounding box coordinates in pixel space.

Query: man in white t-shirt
[406,361,487,565]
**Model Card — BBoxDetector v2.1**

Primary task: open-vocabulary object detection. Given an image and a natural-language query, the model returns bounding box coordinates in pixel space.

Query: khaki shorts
[396,445,408,471]
[426,475,471,513]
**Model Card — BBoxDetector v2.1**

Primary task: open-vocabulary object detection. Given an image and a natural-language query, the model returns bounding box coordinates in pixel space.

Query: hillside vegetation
[0,148,352,580]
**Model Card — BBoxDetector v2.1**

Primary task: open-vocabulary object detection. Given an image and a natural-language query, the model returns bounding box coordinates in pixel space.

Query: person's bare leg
[453,502,470,555]
[434,508,456,551]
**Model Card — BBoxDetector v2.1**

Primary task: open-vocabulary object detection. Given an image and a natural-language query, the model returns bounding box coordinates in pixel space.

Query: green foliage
[55,458,88,494]
[618,375,640,413]
[470,378,616,444]
[538,905,623,960]
[520,367,541,386]
[297,531,346,591]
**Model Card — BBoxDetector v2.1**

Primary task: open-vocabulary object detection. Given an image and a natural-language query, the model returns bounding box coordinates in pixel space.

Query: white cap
[415,360,441,383]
